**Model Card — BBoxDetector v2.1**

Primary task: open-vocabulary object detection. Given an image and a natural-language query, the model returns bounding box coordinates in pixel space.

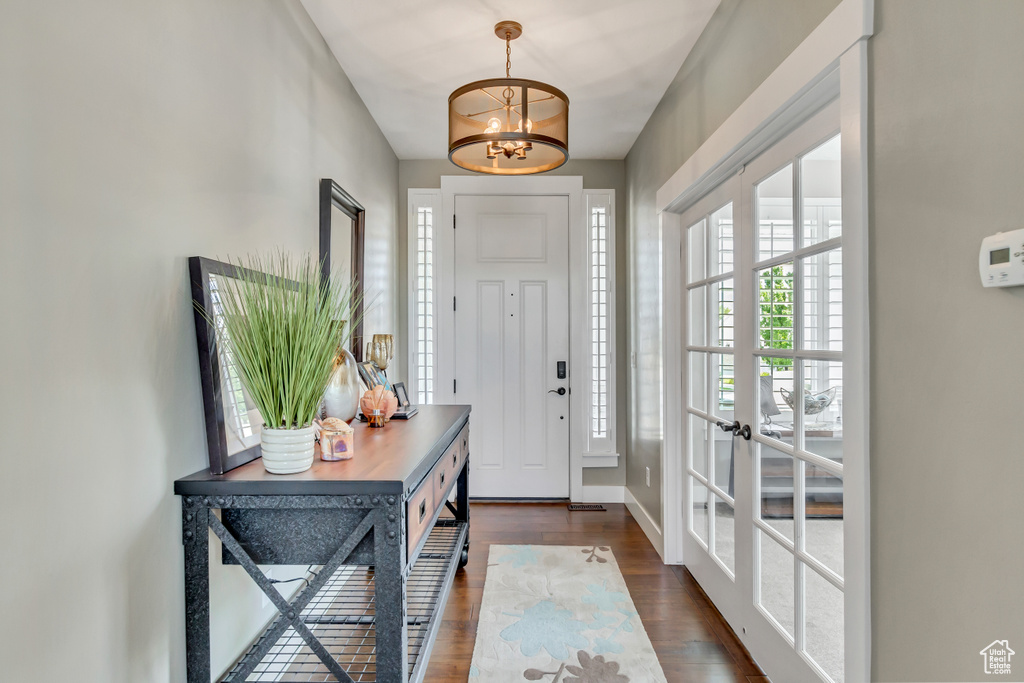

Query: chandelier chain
[506,33,511,78]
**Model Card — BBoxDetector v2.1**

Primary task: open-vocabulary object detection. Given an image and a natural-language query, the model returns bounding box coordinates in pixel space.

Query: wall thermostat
[979,228,1024,288]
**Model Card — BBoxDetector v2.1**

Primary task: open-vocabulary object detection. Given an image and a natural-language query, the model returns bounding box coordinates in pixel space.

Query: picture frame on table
[390,381,418,419]
[358,361,381,388]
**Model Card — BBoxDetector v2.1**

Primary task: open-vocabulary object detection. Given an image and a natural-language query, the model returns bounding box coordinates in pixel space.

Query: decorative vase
[323,347,361,423]
[260,426,316,474]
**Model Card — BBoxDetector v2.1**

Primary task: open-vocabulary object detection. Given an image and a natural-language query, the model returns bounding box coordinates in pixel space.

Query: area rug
[469,545,668,682]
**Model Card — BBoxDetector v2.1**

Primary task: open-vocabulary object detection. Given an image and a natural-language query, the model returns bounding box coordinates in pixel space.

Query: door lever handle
[548,387,567,396]
[716,420,752,440]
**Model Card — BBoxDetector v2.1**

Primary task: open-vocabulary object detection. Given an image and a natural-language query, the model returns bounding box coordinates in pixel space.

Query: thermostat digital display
[979,228,1024,287]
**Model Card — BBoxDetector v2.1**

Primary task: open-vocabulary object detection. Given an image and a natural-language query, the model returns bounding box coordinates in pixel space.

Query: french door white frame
[659,0,873,681]
[436,175,603,501]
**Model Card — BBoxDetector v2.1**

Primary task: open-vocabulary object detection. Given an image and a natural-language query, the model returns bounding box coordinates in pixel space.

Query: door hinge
[453,214,456,230]
[453,296,456,311]
[453,379,457,394]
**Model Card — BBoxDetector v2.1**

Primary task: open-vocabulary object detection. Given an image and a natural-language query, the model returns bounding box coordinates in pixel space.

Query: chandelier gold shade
[448,22,569,175]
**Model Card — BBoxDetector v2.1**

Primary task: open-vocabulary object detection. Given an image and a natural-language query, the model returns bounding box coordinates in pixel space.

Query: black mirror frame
[188,256,300,474]
[319,179,366,362]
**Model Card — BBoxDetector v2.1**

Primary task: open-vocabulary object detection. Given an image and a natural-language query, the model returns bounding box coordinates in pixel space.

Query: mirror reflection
[209,273,262,455]
[331,203,352,285]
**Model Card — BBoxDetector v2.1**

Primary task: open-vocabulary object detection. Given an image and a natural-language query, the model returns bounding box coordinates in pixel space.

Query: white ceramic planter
[260,426,315,474]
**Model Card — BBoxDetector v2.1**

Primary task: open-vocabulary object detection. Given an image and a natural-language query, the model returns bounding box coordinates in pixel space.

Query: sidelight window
[408,190,441,405]
[584,191,618,461]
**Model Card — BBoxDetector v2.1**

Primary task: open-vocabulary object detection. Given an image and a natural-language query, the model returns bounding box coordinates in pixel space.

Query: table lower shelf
[223,519,468,683]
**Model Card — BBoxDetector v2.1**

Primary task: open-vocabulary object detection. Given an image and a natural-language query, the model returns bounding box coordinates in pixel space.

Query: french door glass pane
[802,248,843,351]
[689,413,709,479]
[713,495,735,576]
[710,353,735,418]
[801,359,843,457]
[805,568,845,683]
[713,278,735,347]
[688,287,706,346]
[758,530,795,640]
[713,427,734,495]
[758,357,795,429]
[758,263,795,351]
[687,219,707,282]
[805,467,844,579]
[801,134,842,248]
[759,445,795,542]
[688,352,707,413]
[710,203,735,276]
[756,164,794,261]
[692,481,709,546]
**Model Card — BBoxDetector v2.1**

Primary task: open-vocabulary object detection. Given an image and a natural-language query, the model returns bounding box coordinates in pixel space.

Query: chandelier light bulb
[486,117,502,133]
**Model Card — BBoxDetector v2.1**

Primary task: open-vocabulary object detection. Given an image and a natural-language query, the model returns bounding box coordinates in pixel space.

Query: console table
[174,405,471,683]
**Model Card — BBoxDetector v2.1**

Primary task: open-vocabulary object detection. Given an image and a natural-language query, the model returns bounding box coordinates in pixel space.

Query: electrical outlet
[645,467,651,487]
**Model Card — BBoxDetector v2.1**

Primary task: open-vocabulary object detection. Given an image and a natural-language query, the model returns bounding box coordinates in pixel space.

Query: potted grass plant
[199,253,363,474]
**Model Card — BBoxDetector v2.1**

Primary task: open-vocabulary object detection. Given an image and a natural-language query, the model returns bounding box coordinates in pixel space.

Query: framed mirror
[319,179,365,361]
[188,256,301,474]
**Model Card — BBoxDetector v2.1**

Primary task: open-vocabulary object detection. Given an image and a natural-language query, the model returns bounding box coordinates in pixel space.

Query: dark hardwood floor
[423,502,768,683]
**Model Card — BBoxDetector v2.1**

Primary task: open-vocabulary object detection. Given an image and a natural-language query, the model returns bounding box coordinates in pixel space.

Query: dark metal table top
[174,405,470,497]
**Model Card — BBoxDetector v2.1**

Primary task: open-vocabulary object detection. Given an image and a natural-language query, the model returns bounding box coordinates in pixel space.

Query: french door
[682,101,851,683]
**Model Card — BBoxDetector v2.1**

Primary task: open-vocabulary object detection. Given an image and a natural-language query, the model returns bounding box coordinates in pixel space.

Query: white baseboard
[624,487,664,560]
[575,485,624,504]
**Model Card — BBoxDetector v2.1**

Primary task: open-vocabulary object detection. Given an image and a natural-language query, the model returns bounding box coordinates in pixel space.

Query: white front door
[682,102,851,683]
[454,194,571,498]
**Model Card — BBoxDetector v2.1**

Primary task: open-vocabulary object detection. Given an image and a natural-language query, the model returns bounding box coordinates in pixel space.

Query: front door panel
[454,195,570,498]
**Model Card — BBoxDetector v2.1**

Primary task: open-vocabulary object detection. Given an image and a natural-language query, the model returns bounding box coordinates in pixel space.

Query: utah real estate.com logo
[980,640,1014,676]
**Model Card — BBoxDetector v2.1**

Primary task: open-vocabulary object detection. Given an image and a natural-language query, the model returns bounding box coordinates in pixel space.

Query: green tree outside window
[759,266,794,371]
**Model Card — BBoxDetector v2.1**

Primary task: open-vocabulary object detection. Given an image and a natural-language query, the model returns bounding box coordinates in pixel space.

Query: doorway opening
[408,177,619,502]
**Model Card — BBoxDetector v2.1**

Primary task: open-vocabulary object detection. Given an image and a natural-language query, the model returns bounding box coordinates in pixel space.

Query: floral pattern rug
[468,545,668,682]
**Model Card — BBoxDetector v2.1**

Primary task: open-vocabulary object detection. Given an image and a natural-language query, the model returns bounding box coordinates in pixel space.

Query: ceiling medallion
[448,21,570,175]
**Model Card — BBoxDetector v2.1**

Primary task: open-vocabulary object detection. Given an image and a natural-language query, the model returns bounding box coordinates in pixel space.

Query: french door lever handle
[548,387,567,396]
[716,420,740,433]
[716,420,752,441]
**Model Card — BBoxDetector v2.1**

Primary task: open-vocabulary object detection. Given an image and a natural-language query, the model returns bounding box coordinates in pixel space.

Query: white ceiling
[300,0,721,160]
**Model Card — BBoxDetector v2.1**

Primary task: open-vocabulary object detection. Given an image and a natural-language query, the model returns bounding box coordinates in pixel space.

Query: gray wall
[869,1,1024,680]
[398,159,628,486]
[0,1,398,680]
[623,0,840,525]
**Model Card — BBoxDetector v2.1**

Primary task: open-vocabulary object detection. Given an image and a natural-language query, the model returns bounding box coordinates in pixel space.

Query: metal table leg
[182,498,211,682]
[373,507,409,683]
